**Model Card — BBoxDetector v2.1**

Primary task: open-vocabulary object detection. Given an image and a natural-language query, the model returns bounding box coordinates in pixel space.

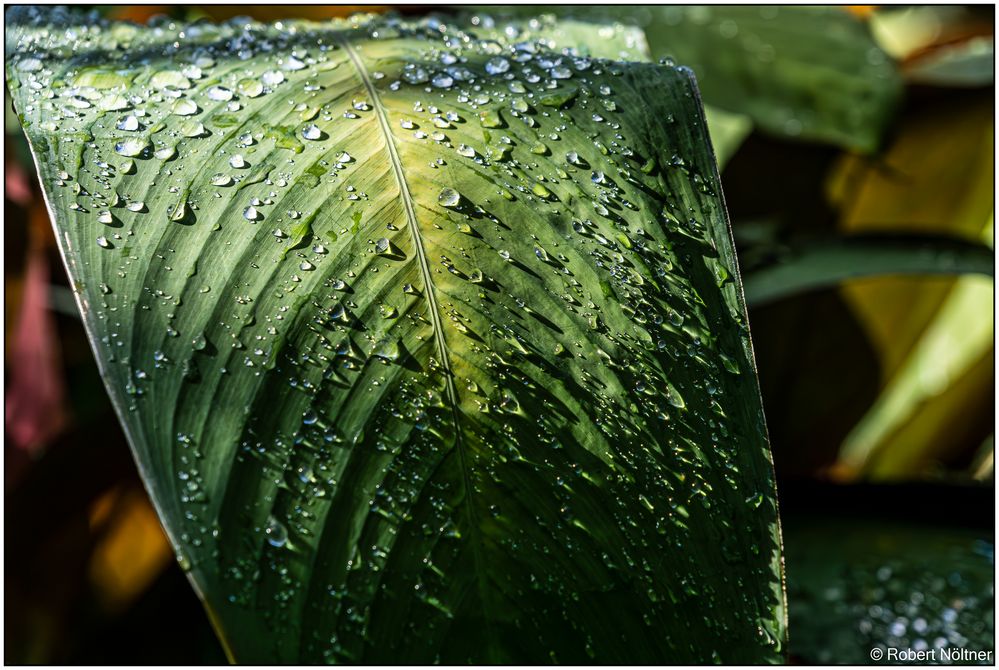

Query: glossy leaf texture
[463,11,752,169]
[481,6,903,152]
[6,7,784,664]
[465,13,651,62]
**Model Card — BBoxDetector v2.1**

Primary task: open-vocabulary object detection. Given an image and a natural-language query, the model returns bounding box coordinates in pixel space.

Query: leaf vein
[337,37,498,649]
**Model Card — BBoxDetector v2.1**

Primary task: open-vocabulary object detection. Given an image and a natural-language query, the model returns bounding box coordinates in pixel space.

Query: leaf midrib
[337,36,499,656]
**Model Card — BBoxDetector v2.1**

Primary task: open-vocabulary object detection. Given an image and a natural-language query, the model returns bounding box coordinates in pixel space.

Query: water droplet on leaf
[438,188,460,208]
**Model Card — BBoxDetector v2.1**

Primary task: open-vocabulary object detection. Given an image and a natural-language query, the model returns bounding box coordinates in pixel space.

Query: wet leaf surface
[7,7,784,663]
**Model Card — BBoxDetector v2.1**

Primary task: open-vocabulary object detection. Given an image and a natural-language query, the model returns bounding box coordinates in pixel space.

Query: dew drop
[116,115,139,131]
[265,516,288,548]
[438,188,460,208]
[172,99,198,116]
[402,65,429,84]
[114,138,147,157]
[666,385,686,409]
[150,70,191,90]
[237,78,263,98]
[181,120,206,138]
[431,73,454,88]
[18,57,42,72]
[372,338,399,361]
[262,70,285,86]
[485,57,510,75]
[532,182,552,198]
[207,86,233,102]
[98,94,130,112]
[478,109,503,128]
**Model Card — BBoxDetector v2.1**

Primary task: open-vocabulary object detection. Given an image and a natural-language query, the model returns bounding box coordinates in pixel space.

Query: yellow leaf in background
[826,97,994,480]
[841,265,993,476]
[88,488,172,613]
[870,6,963,59]
[830,100,991,242]
[869,6,992,61]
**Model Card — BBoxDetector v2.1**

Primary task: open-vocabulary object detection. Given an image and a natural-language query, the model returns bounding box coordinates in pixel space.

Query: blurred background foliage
[4,4,993,664]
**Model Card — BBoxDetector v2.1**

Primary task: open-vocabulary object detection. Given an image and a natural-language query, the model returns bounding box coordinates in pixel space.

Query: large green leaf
[6,7,784,663]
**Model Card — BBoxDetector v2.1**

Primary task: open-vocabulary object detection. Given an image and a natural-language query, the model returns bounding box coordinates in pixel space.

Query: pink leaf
[6,244,68,457]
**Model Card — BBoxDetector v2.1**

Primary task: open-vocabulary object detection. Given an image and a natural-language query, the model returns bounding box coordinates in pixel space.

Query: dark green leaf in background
[642,6,903,152]
[741,233,996,308]
[6,7,784,663]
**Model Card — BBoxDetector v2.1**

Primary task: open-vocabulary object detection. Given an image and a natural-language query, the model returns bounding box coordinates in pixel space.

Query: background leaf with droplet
[476,6,903,153]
